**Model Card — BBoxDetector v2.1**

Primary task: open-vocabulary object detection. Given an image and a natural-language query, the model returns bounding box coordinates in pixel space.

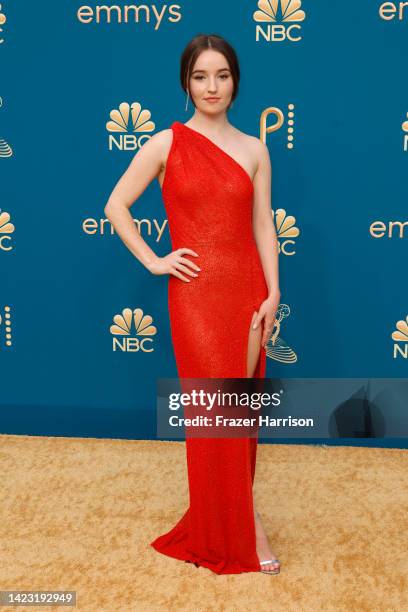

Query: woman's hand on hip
[147,247,200,283]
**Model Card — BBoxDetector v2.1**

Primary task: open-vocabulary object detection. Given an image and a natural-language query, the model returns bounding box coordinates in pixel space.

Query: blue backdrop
[1,1,407,445]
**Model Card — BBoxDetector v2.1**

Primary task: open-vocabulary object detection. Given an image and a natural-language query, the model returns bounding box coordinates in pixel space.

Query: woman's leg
[246,312,280,572]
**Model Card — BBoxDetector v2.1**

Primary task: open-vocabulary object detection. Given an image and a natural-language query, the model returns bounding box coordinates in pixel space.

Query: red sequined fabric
[150,121,269,574]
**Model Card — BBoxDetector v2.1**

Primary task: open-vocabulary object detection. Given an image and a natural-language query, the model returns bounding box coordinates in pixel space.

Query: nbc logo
[253,0,306,43]
[265,304,297,363]
[106,102,155,151]
[0,97,13,157]
[272,208,300,255]
[0,209,14,251]
[110,307,157,352]
[0,4,6,44]
[391,315,408,359]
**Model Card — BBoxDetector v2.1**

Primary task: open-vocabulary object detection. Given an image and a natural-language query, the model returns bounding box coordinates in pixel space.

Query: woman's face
[188,49,234,113]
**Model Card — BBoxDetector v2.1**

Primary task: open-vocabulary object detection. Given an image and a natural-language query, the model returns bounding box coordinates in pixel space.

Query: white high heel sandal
[259,558,281,575]
[255,509,281,575]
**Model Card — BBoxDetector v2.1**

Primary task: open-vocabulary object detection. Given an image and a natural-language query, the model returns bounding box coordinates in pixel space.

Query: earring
[185,89,190,112]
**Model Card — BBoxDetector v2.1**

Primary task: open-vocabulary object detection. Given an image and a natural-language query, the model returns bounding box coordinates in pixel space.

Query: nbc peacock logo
[106,102,155,151]
[110,307,157,352]
[0,97,13,157]
[0,4,6,44]
[253,0,306,43]
[0,209,15,251]
[391,315,408,359]
[265,304,297,363]
[272,208,300,256]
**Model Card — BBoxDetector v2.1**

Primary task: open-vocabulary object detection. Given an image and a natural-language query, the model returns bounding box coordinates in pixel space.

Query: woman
[104,33,281,575]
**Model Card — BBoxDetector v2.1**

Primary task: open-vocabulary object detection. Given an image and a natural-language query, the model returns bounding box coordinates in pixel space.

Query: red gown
[150,121,269,574]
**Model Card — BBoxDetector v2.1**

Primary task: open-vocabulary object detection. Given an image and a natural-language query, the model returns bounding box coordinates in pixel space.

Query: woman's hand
[252,290,281,348]
[147,247,200,283]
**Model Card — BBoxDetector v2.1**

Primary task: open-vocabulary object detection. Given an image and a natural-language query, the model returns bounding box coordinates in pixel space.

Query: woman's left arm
[251,139,280,347]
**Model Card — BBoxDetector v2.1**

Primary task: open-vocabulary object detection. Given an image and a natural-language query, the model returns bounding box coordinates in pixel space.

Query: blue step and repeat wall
[1,2,407,445]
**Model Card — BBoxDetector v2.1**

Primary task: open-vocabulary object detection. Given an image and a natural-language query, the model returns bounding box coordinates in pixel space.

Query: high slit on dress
[150,121,269,574]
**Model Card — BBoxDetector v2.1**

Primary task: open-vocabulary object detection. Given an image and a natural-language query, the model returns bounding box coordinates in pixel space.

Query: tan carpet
[0,434,407,611]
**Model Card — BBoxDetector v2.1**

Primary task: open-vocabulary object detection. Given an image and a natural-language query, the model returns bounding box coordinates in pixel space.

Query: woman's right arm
[103,129,200,283]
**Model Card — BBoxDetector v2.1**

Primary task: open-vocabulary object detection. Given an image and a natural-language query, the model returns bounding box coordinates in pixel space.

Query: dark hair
[180,34,240,110]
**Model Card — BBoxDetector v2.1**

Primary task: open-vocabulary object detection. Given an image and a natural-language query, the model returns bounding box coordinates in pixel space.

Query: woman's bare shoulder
[234,126,270,169]
[240,128,268,151]
[145,126,173,153]
[135,127,174,170]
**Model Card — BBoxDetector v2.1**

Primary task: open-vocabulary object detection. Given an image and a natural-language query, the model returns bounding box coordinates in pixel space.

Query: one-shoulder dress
[150,120,269,574]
